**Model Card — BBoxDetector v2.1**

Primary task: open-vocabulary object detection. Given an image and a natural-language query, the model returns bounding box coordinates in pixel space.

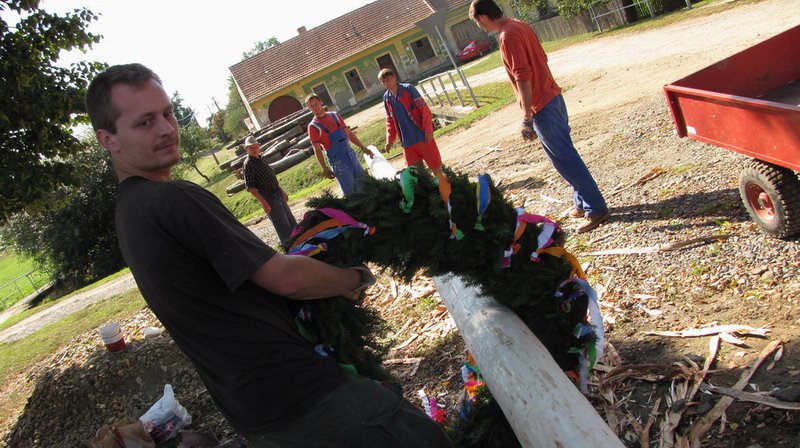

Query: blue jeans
[533,95,608,216]
[260,189,298,245]
[246,376,452,448]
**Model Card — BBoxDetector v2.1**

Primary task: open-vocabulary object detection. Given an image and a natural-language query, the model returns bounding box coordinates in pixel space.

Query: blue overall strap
[309,112,342,135]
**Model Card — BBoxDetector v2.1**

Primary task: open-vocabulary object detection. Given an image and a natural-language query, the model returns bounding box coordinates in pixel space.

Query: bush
[1,137,124,289]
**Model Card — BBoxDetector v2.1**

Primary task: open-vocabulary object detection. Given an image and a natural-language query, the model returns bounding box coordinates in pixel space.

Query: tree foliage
[178,123,212,183]
[517,0,594,19]
[0,1,105,220]
[241,37,279,59]
[169,92,211,182]
[222,76,250,140]
[0,135,124,288]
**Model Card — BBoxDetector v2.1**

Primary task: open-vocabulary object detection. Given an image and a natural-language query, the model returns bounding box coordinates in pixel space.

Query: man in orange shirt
[470,0,610,233]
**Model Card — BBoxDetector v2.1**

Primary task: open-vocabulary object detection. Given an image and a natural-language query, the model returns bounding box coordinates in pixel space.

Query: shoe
[568,207,585,219]
[576,211,610,234]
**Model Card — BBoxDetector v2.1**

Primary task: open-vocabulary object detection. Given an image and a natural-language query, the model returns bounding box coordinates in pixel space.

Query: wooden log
[433,274,624,448]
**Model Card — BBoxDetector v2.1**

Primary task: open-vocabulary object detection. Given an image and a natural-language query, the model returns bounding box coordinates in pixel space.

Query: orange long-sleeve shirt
[499,18,561,114]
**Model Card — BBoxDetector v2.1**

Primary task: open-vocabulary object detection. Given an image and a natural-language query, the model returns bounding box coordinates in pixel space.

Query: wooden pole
[433,274,624,448]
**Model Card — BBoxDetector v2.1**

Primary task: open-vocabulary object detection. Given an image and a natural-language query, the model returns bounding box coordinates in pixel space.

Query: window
[312,84,335,108]
[410,36,436,63]
[344,69,365,94]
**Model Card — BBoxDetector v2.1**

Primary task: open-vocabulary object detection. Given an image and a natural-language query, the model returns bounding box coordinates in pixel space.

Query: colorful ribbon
[318,208,375,235]
[399,168,418,213]
[558,278,605,393]
[474,174,491,231]
[289,208,375,253]
[437,173,464,240]
[501,209,558,268]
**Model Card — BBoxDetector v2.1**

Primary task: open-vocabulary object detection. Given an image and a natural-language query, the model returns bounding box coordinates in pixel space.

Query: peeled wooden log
[225,148,314,196]
[289,135,311,149]
[433,274,624,448]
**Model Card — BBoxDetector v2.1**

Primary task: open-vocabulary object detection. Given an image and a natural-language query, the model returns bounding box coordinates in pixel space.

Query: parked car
[457,40,492,62]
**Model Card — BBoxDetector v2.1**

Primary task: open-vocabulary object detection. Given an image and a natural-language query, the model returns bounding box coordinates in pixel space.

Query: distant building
[230,0,513,128]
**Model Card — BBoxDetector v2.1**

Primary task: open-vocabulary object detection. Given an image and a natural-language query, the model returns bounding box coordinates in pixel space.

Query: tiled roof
[230,0,471,104]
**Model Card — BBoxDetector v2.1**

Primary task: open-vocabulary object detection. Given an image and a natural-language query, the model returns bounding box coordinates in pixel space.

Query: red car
[457,40,492,62]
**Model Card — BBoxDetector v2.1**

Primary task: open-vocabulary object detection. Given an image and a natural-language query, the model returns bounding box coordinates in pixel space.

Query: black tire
[738,159,800,239]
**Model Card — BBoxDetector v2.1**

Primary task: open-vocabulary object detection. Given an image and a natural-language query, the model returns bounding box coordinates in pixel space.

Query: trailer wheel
[739,159,800,239]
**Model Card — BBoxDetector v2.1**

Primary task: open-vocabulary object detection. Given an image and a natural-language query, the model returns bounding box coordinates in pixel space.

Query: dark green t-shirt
[115,177,345,435]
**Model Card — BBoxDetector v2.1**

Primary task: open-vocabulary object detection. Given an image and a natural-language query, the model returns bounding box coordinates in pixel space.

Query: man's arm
[408,85,435,140]
[344,128,369,154]
[311,142,335,179]
[384,101,398,153]
[250,252,362,300]
[247,187,272,214]
[517,80,534,119]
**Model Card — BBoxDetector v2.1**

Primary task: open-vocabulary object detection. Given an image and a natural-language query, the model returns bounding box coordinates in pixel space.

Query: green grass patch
[0,288,146,385]
[0,268,131,333]
[435,81,516,136]
[0,251,49,310]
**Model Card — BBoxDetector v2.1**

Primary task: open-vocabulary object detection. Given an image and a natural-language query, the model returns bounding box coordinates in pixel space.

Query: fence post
[645,0,656,18]
[437,75,454,106]
[428,79,443,106]
[418,82,436,105]
[590,4,603,32]
[447,71,466,107]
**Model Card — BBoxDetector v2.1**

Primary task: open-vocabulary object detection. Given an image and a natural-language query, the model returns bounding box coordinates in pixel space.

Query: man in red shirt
[306,94,371,195]
[470,0,610,233]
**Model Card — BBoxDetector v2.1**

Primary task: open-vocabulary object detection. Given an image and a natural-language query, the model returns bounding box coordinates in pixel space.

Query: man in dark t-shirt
[86,64,451,447]
[242,135,297,245]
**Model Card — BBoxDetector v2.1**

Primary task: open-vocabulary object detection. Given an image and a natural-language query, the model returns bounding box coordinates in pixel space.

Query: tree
[178,123,212,183]
[170,91,198,128]
[223,76,250,139]
[516,0,593,19]
[0,1,105,220]
[242,37,279,59]
[169,92,211,182]
[0,134,124,288]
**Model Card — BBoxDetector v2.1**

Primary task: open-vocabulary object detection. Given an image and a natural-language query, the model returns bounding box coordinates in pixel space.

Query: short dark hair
[305,93,321,104]
[469,0,504,20]
[85,63,162,134]
[378,68,395,80]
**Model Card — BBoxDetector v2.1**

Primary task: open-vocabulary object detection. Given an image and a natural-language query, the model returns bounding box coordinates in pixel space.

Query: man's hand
[424,131,434,143]
[262,201,272,215]
[383,141,394,154]
[281,190,289,202]
[321,167,336,179]
[521,117,537,141]
[360,146,371,155]
[341,265,376,304]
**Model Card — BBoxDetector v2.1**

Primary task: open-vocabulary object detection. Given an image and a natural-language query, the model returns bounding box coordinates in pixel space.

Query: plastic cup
[98,322,127,353]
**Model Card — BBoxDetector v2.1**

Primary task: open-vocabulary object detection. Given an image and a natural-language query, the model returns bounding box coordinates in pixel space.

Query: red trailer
[664,24,800,238]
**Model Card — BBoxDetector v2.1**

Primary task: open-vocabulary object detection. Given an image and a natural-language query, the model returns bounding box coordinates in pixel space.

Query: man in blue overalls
[306,94,371,195]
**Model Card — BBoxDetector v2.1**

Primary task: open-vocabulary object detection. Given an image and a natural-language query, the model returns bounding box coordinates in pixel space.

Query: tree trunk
[433,274,624,448]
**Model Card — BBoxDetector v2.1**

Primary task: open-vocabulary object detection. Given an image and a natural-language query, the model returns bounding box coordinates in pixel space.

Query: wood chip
[585,234,731,256]
[686,340,782,447]
[643,324,770,338]
[700,384,800,410]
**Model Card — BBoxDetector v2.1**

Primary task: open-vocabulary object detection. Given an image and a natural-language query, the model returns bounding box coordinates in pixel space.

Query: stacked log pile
[222,109,315,195]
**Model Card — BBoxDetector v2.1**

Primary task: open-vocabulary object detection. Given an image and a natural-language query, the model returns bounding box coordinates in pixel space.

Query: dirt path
[0,274,138,343]
[435,0,800,176]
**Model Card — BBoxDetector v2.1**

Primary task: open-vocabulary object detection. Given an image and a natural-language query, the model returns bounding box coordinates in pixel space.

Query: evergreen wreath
[283,166,602,443]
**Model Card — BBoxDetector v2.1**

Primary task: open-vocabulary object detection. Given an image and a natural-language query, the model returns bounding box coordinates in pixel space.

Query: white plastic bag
[139,384,192,443]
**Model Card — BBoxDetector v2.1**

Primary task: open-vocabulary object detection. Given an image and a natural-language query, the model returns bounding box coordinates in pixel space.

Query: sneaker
[576,211,610,233]
[568,207,585,219]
